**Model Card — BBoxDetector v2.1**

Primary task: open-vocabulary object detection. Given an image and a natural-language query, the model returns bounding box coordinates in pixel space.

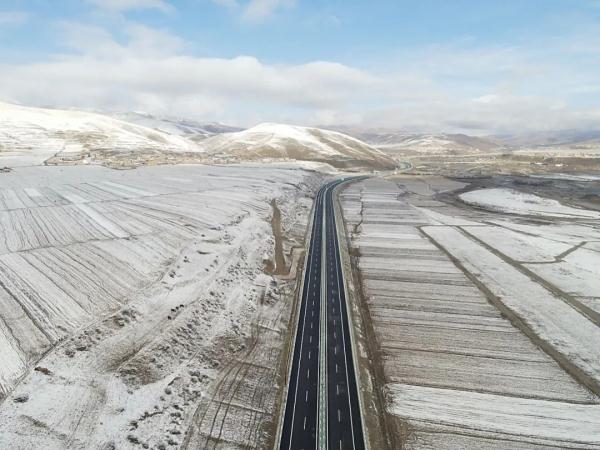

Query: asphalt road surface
[280,179,365,450]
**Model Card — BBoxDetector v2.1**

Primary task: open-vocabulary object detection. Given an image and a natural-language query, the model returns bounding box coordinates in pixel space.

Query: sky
[0,0,599,134]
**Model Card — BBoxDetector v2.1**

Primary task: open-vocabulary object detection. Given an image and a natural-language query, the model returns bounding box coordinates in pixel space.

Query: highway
[279,179,365,450]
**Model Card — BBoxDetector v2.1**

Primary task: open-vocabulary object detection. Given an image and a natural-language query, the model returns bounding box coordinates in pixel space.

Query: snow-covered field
[0,163,322,449]
[388,384,600,449]
[460,187,600,218]
[340,177,600,449]
[423,225,600,388]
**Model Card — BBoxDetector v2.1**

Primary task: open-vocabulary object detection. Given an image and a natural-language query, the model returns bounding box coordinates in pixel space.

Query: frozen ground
[340,177,600,449]
[460,187,600,218]
[0,163,322,450]
[388,384,600,449]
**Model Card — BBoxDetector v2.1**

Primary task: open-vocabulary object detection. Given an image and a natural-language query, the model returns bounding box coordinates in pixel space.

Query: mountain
[354,131,503,155]
[109,112,243,142]
[0,101,201,166]
[0,102,393,169]
[494,130,600,148]
[199,123,396,169]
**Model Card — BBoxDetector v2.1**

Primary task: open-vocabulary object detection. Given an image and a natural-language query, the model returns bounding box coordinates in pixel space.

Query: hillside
[0,102,201,166]
[200,123,396,169]
[495,130,600,148]
[109,112,242,142]
[0,102,394,169]
[357,131,503,156]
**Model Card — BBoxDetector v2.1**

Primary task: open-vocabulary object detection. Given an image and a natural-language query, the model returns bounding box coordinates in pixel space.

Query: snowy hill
[109,112,242,142]
[0,102,201,166]
[357,131,502,155]
[200,123,396,169]
[494,130,600,148]
[0,102,395,169]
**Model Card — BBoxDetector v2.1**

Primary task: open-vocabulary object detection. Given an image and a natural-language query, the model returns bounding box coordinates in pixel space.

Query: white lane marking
[287,189,322,449]
[331,202,358,449]
[338,409,341,422]
[335,363,338,374]
[336,384,339,395]
[306,390,309,403]
[309,335,312,344]
[307,368,310,379]
[334,346,337,355]
[308,350,311,360]
[304,416,307,430]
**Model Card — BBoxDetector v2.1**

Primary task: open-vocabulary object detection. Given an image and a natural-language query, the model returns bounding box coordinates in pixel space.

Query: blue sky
[1,0,599,133]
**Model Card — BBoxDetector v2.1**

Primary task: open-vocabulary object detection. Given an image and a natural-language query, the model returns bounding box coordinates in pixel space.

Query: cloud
[211,0,239,8]
[242,0,294,22]
[87,0,173,13]
[0,23,376,126]
[212,0,294,23]
[0,11,29,27]
[58,21,183,58]
[2,17,600,133]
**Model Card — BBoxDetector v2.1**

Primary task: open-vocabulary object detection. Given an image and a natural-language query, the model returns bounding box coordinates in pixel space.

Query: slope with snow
[200,123,397,169]
[1,102,396,169]
[109,111,242,142]
[0,102,201,167]
[355,131,502,155]
[0,163,321,449]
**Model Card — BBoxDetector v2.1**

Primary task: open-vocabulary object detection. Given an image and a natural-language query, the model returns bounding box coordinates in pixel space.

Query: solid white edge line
[279,188,321,450]
[332,189,357,449]
[333,179,370,450]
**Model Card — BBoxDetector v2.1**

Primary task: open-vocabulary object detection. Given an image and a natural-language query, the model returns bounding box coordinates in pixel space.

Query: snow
[1,102,391,168]
[341,177,600,448]
[200,122,394,167]
[462,225,572,262]
[526,246,600,298]
[0,101,201,167]
[423,225,600,387]
[0,163,321,449]
[531,173,600,182]
[460,188,600,218]
[388,384,600,448]
[108,111,241,140]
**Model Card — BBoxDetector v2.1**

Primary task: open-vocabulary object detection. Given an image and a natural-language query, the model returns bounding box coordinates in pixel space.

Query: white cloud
[211,0,239,8]
[2,19,600,133]
[212,0,294,23]
[58,21,183,58]
[0,23,376,126]
[0,11,29,26]
[243,0,294,22]
[87,0,173,13]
